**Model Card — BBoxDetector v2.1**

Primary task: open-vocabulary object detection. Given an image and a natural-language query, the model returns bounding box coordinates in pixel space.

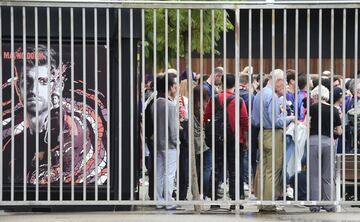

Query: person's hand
[290,115,296,122]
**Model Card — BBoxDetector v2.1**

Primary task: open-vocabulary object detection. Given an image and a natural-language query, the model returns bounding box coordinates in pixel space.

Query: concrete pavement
[2,206,360,222]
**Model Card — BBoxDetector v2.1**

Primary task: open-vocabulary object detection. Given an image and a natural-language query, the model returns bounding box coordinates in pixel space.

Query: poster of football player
[2,44,108,185]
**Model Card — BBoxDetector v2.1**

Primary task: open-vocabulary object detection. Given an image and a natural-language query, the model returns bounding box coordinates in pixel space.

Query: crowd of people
[142,65,360,212]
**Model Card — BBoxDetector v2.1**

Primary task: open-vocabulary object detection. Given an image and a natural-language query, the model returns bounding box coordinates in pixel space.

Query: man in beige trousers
[252,69,295,212]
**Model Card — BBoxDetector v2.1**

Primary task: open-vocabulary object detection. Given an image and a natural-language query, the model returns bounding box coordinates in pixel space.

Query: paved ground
[2,206,360,222]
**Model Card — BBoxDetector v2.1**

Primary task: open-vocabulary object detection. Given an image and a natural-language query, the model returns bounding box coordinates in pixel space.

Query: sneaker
[322,206,336,212]
[244,183,249,191]
[286,186,294,199]
[166,205,179,210]
[309,207,320,213]
[156,205,164,209]
[247,194,257,200]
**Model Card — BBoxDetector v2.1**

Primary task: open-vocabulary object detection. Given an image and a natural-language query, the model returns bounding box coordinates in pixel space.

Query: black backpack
[145,99,154,139]
[204,94,241,148]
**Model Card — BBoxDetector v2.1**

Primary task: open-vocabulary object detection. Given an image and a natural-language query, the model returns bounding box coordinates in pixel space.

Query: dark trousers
[289,172,307,200]
[177,135,189,200]
[251,125,260,178]
[145,140,155,200]
[214,139,244,200]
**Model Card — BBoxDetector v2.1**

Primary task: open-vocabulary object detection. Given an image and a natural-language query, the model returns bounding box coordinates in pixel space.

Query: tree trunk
[184,31,201,213]
[191,140,201,213]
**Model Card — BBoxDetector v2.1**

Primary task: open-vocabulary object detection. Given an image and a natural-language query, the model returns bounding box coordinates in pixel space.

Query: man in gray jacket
[152,74,179,210]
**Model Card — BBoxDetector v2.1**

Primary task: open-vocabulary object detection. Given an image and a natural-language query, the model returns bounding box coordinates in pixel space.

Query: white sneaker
[244,183,249,191]
[247,194,257,200]
[166,205,179,210]
[286,187,294,199]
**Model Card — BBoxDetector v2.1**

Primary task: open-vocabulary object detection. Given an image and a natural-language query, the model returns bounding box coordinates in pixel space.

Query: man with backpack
[204,74,249,210]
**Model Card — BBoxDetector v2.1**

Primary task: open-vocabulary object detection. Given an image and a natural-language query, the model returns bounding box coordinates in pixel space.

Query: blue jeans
[286,135,295,166]
[242,151,249,184]
[196,149,212,198]
[286,135,295,182]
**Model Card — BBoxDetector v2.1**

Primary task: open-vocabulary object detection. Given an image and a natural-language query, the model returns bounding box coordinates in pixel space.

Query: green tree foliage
[144,9,234,72]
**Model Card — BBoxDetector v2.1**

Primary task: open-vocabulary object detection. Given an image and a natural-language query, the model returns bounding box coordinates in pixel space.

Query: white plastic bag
[286,122,307,177]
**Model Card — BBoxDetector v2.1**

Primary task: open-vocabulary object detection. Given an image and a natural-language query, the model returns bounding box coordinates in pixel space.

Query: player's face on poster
[19,65,51,115]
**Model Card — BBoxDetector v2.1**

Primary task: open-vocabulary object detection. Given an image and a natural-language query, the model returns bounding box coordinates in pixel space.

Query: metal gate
[0,0,360,212]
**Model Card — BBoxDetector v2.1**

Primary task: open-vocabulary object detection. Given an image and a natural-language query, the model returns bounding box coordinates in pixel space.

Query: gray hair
[270,69,285,82]
[311,85,329,102]
[349,79,360,95]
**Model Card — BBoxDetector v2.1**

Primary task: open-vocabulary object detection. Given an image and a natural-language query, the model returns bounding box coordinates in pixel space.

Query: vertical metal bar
[10,6,15,201]
[248,8,252,198]
[58,7,63,201]
[164,8,169,203]
[188,8,192,199]
[222,8,227,202]
[0,7,3,202]
[294,8,299,202]
[176,9,180,202]
[152,9,157,202]
[306,8,311,202]
[318,8,322,201]
[118,8,122,201]
[354,8,358,202]
[22,6,27,201]
[34,6,39,202]
[330,8,334,201]
[259,8,264,201]
[200,8,204,199]
[82,7,87,201]
[106,7,110,202]
[271,8,275,202]
[211,9,215,201]
[141,8,145,202]
[235,7,240,206]
[282,8,287,203]
[94,7,99,201]
[336,149,341,207]
[341,8,346,200]
[46,6,51,201]
[130,8,134,201]
[70,7,75,201]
